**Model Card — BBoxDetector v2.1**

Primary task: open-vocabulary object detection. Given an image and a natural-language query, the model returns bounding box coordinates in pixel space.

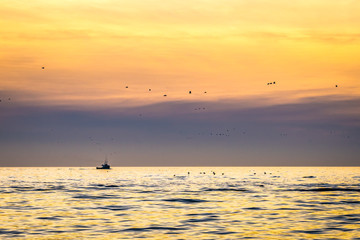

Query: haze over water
[1,167,360,239]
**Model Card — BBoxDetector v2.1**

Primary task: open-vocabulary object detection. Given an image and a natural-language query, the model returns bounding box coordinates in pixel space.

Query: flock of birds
[0,66,341,103]
[0,66,349,147]
[124,85,207,98]
[0,98,10,103]
[172,170,277,177]
[174,171,225,176]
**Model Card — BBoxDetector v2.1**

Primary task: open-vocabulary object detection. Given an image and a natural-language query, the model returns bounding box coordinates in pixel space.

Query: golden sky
[1,0,360,107]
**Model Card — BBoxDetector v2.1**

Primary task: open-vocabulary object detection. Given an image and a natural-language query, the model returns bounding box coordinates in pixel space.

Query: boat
[96,158,111,169]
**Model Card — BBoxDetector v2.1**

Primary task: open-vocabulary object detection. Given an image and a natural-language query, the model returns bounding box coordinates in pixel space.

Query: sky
[0,0,359,166]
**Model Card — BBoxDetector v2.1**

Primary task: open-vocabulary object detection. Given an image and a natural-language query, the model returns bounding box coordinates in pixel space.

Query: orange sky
[1,0,360,107]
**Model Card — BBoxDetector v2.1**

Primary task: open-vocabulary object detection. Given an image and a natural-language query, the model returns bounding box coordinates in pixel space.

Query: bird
[335,85,338,88]
[163,94,167,97]
[149,89,151,91]
[42,67,45,69]
[189,91,191,94]
[126,86,128,88]
[204,91,207,94]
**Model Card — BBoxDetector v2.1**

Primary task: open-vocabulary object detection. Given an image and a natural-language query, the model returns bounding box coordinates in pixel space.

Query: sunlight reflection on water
[1,167,360,239]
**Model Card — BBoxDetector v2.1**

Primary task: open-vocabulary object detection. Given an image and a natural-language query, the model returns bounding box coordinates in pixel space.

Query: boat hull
[96,166,110,169]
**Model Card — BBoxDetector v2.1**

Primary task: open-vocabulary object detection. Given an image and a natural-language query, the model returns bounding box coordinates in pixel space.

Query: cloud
[0,93,359,166]
[1,89,359,124]
[240,31,360,44]
[1,93,359,143]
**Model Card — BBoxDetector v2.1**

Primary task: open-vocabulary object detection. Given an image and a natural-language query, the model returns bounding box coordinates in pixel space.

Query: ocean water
[1,167,360,239]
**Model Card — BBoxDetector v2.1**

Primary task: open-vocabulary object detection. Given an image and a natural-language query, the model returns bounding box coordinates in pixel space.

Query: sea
[1,167,360,239]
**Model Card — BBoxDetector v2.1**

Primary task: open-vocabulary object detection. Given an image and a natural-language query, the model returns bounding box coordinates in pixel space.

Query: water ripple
[0,229,24,236]
[97,205,131,211]
[123,226,188,232]
[294,187,360,192]
[37,216,62,220]
[1,167,360,239]
[163,198,209,203]
[202,187,249,192]
[72,194,118,199]
[184,216,218,223]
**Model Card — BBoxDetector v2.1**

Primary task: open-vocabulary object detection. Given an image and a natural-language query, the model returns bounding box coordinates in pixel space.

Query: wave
[187,212,216,216]
[72,194,118,199]
[185,216,218,223]
[37,216,62,220]
[97,205,131,211]
[163,198,208,203]
[123,226,187,232]
[327,214,360,222]
[202,188,248,192]
[90,184,121,188]
[291,229,324,234]
[243,207,264,210]
[0,229,24,235]
[293,188,360,192]
[9,185,65,192]
[202,230,237,235]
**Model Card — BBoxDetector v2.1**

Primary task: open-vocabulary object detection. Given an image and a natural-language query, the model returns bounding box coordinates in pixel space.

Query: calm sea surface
[1,167,360,239]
